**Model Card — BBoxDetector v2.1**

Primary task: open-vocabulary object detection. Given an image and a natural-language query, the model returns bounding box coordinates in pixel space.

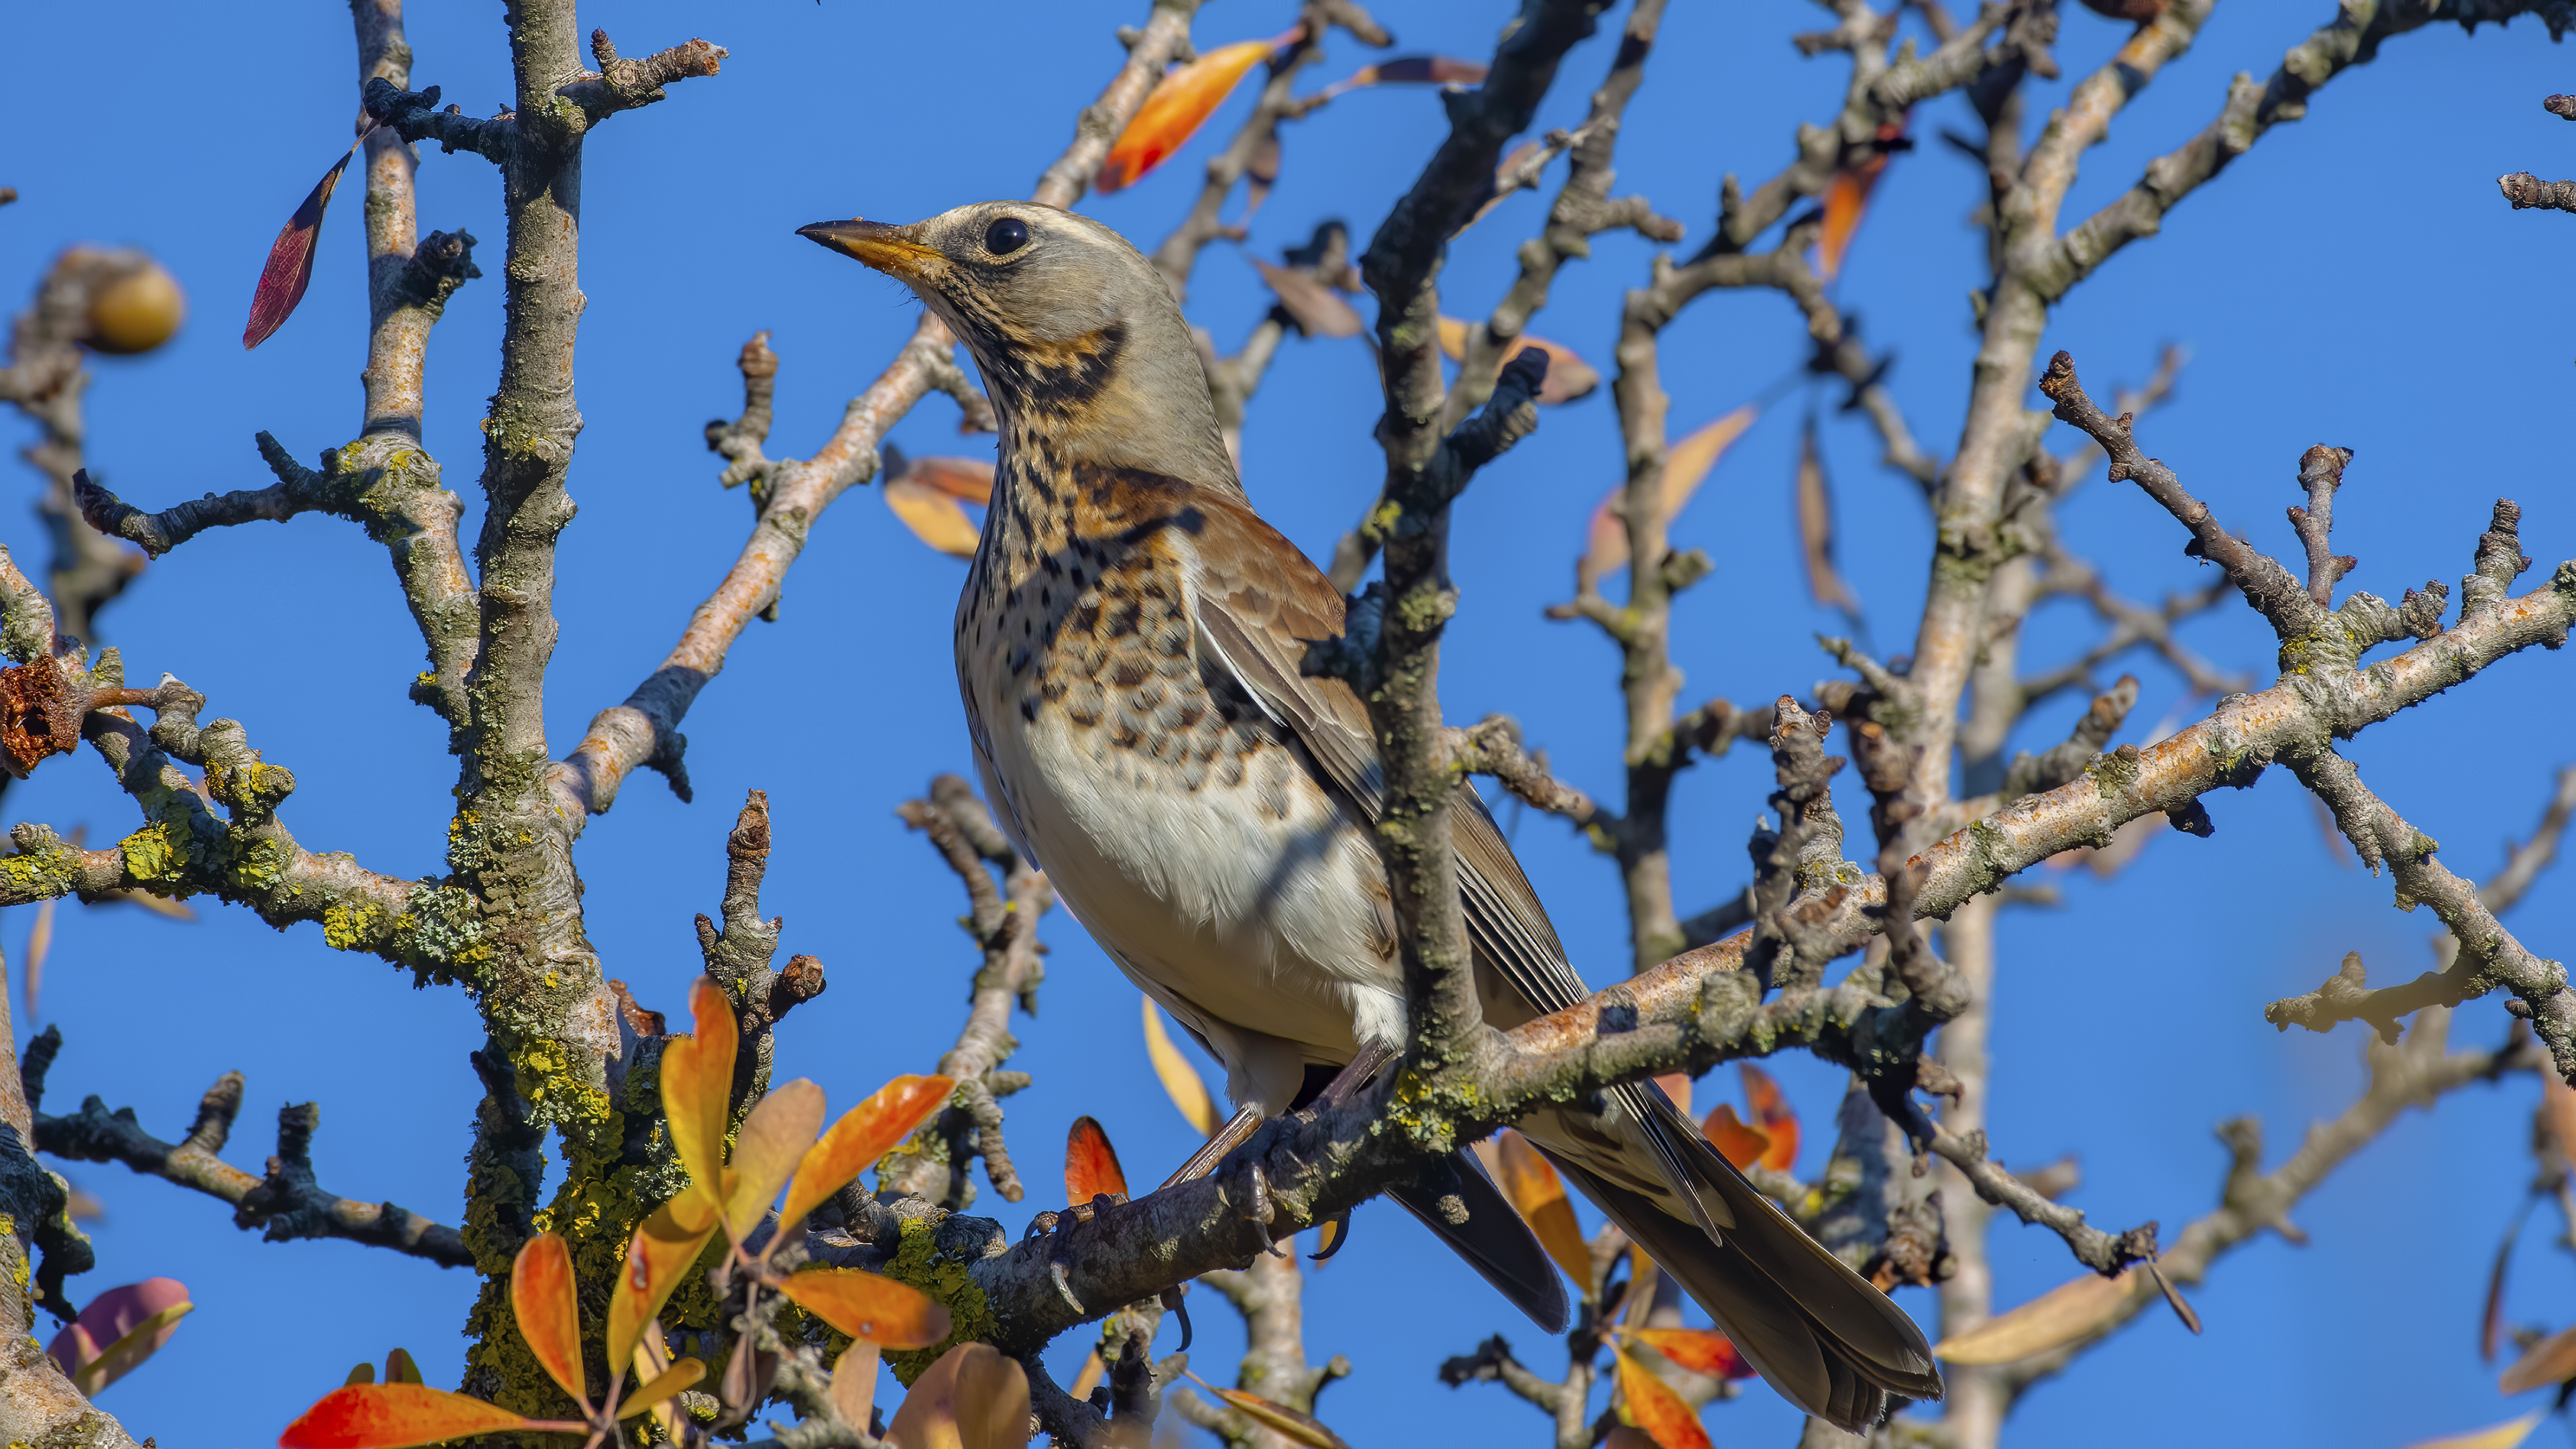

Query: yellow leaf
[1097,35,1295,193]
[509,1232,588,1411]
[2501,1323,2576,1395]
[614,1357,705,1419]
[888,1342,1032,1449]
[1612,1343,1711,1449]
[884,477,983,557]
[1488,1129,1592,1287]
[725,1078,826,1243]
[631,1333,682,1444]
[2408,1413,2546,1449]
[662,978,739,1203]
[1142,996,1222,1136]
[775,1268,953,1350]
[278,1384,535,1449]
[1934,1269,2145,1364]
[1578,405,1758,588]
[66,1297,191,1397]
[780,1074,956,1233]
[608,1188,720,1376]
[1190,1373,1351,1449]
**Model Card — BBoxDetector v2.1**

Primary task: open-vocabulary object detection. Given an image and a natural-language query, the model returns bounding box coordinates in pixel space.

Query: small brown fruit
[85,262,186,355]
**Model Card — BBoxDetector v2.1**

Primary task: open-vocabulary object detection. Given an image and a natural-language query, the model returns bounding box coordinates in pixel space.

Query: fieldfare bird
[802,201,1942,1429]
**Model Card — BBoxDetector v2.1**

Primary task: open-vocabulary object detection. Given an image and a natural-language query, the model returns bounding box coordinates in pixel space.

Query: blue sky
[3,2,2572,1446]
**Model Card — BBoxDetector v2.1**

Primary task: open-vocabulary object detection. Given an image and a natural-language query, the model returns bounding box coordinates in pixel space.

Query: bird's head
[800,202,1233,491]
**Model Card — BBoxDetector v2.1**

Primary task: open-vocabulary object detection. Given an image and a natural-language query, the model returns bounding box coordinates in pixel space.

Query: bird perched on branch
[802,201,1941,1429]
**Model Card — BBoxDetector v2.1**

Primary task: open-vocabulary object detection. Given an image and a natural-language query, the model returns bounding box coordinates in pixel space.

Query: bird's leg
[1304,1039,1397,1112]
[1156,1104,1267,1191]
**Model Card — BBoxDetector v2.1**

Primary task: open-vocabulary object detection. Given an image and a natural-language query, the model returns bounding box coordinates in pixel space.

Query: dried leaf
[2485,1204,2527,1361]
[1461,139,1550,233]
[24,894,54,1020]
[903,455,996,505]
[614,1356,705,1419]
[2146,1260,2201,1334]
[1434,318,1597,404]
[1248,254,1363,338]
[1612,1343,1712,1449]
[2542,1074,2576,1167]
[1489,1129,1592,1286]
[246,131,372,350]
[1578,405,1759,587]
[662,978,739,1201]
[511,1232,589,1410]
[888,1342,1032,1449]
[1934,1269,2143,1364]
[775,1267,953,1350]
[884,477,983,557]
[2500,1323,2576,1395]
[63,1184,103,1223]
[1244,133,1281,220]
[1097,35,1296,192]
[1065,1115,1130,1203]
[830,1340,881,1431]
[1699,1104,1772,1172]
[724,1078,826,1242]
[1814,156,1885,284]
[1191,1373,1352,1449]
[1624,1326,1755,1381]
[47,1277,191,1394]
[779,1074,956,1232]
[2407,1413,2546,1449]
[1796,417,1858,614]
[607,1189,720,1377]
[277,1385,535,1449]
[1605,1431,1659,1449]
[1142,996,1222,1136]
[1738,1065,1801,1173]
[1316,53,1489,98]
[113,889,197,921]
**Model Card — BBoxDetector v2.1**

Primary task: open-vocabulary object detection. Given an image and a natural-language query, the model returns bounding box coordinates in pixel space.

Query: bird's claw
[1309,1208,1352,1261]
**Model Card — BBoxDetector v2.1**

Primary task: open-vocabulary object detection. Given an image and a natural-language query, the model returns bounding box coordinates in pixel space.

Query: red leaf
[1625,1326,1756,1381]
[1065,1115,1130,1203]
[245,130,372,350]
[1698,1104,1771,1173]
[278,1385,534,1449]
[1738,1064,1800,1173]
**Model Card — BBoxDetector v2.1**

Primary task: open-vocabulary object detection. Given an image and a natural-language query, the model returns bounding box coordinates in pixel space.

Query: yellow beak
[797,218,941,279]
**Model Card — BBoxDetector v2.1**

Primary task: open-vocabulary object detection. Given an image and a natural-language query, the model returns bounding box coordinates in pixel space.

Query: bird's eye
[985,217,1030,256]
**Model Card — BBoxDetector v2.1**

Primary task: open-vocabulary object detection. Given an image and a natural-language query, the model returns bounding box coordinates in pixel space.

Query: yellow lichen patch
[322,898,390,952]
[118,822,178,881]
[879,1216,1000,1383]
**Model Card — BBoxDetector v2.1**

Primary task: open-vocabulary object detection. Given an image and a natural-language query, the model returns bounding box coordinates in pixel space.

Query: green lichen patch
[879,1214,1000,1384]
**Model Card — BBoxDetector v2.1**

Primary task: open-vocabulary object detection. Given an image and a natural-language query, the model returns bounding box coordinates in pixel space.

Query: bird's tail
[1518,1081,1941,1432]
[1387,1148,1572,1335]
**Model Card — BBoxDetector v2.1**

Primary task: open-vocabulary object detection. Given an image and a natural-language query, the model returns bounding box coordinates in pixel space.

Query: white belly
[975,696,1405,1116]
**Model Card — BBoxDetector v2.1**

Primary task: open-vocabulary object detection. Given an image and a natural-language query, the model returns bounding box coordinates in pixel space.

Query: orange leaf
[1142,996,1223,1136]
[775,1268,953,1350]
[614,1357,705,1420]
[662,978,739,1201]
[1815,154,1886,283]
[1578,405,1758,588]
[246,129,372,350]
[1652,1073,1693,1118]
[1738,1064,1800,1173]
[1065,1115,1130,1203]
[904,455,996,506]
[1433,318,1597,404]
[1935,1269,2145,1364]
[1698,1104,1771,1173]
[1190,1374,1352,1449]
[884,477,983,557]
[1487,1129,1592,1287]
[1612,1343,1711,1449]
[886,1342,1030,1449]
[608,1188,720,1376]
[725,1078,826,1242]
[1795,417,1858,612]
[1097,34,1296,193]
[2502,1323,2576,1395]
[2408,1413,2546,1449]
[278,1385,535,1449]
[1625,1326,1756,1381]
[511,1232,588,1410]
[780,1075,956,1232]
